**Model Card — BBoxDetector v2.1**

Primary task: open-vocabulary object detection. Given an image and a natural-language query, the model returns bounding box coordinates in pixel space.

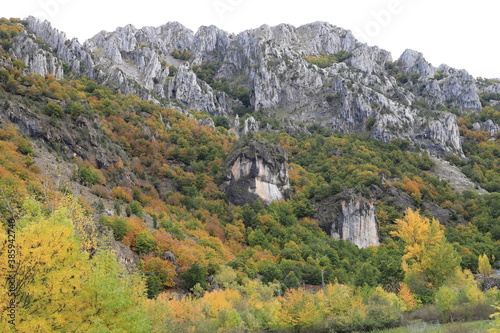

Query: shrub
[434,72,446,80]
[214,117,230,129]
[91,184,111,198]
[128,200,143,217]
[112,186,133,202]
[171,49,192,60]
[43,101,63,118]
[365,117,376,131]
[67,101,86,119]
[396,73,409,85]
[74,165,105,186]
[100,217,129,241]
[135,230,156,254]
[168,65,177,77]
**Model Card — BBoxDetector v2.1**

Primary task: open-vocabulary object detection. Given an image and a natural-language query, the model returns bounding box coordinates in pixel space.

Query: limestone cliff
[315,190,379,248]
[224,137,290,205]
[333,197,379,248]
[13,18,485,155]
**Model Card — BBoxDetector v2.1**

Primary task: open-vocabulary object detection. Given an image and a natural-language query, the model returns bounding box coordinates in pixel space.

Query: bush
[171,49,192,60]
[396,73,409,85]
[91,184,110,199]
[168,65,177,77]
[100,217,129,241]
[67,102,86,119]
[43,101,63,118]
[112,186,133,202]
[214,117,230,129]
[135,230,156,254]
[146,274,162,299]
[181,264,209,290]
[74,165,105,186]
[128,201,143,217]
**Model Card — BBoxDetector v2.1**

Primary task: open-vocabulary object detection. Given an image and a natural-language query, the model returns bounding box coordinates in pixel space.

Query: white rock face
[225,138,290,205]
[483,119,500,136]
[15,17,485,155]
[243,117,259,135]
[11,31,64,79]
[331,197,380,249]
[230,156,289,203]
[398,49,435,78]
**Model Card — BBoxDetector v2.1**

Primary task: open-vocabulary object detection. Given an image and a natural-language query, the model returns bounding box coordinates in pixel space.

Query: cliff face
[224,137,290,205]
[332,197,379,248]
[15,18,486,155]
[315,190,379,248]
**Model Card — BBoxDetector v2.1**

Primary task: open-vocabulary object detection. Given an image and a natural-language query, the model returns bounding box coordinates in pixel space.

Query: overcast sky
[3,0,499,78]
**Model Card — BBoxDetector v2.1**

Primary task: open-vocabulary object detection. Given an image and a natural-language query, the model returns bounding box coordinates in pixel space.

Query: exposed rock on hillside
[315,190,379,248]
[224,137,290,205]
[11,30,64,79]
[17,18,484,155]
[0,100,126,169]
[429,156,488,194]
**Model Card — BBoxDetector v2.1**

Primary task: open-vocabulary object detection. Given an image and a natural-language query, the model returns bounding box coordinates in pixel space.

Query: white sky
[3,0,499,78]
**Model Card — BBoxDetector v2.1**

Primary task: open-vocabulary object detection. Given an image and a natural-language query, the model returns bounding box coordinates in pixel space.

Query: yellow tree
[478,254,492,277]
[490,303,500,333]
[278,288,323,331]
[391,209,461,303]
[0,198,89,332]
[0,197,151,332]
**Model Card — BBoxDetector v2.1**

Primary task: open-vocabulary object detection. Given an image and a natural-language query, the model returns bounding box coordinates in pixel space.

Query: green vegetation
[303,50,352,68]
[170,48,192,60]
[193,62,252,112]
[457,106,500,193]
[0,24,499,331]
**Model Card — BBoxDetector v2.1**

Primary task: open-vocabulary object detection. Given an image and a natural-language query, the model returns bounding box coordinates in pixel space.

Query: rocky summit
[12,17,491,157]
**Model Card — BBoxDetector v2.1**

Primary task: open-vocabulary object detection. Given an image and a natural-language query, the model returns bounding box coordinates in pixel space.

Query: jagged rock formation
[0,100,125,169]
[398,49,481,110]
[11,29,64,79]
[15,18,486,156]
[315,190,379,248]
[314,184,459,247]
[243,116,259,135]
[224,137,290,205]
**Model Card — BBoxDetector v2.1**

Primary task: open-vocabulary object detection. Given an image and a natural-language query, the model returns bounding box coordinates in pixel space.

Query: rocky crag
[224,136,290,206]
[12,17,492,156]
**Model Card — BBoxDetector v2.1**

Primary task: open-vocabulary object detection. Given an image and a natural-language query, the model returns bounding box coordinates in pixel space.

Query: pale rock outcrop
[243,116,259,135]
[397,50,481,110]
[24,17,95,77]
[332,197,379,248]
[11,30,64,79]
[483,119,500,136]
[315,190,379,248]
[398,49,435,78]
[197,117,216,130]
[224,137,290,205]
[14,18,485,155]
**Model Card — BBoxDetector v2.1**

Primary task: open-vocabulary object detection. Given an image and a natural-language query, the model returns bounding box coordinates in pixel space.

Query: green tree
[181,263,208,290]
[43,101,63,118]
[135,230,156,254]
[284,271,301,289]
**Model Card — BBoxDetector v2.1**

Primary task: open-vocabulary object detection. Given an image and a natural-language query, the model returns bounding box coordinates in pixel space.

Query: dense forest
[0,18,499,332]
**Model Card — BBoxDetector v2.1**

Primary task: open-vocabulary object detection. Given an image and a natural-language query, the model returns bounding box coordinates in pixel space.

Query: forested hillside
[0,17,499,332]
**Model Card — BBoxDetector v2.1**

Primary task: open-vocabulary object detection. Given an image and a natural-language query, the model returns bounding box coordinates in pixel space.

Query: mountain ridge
[15,17,496,157]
